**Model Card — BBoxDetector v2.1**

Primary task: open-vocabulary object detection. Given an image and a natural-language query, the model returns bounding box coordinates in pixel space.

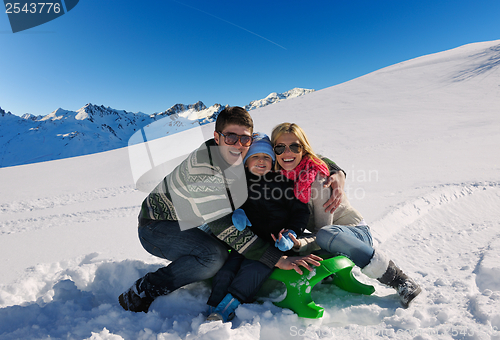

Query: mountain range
[0,88,314,168]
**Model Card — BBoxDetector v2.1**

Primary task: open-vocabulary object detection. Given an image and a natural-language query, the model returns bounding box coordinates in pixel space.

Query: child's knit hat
[243,132,276,165]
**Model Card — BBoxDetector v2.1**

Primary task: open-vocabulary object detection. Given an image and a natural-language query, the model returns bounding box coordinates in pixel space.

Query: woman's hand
[323,171,345,213]
[275,254,322,275]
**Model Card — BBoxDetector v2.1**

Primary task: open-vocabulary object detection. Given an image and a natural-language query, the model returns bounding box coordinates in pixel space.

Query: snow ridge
[371,182,500,244]
[453,43,500,81]
[244,88,315,111]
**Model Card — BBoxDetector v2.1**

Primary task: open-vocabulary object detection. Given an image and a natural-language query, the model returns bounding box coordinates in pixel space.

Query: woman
[271,122,421,308]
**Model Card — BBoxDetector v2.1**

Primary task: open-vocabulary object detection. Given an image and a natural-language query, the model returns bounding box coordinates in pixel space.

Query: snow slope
[0,40,499,339]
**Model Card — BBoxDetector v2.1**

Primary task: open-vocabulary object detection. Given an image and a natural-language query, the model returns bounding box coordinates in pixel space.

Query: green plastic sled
[267,256,375,319]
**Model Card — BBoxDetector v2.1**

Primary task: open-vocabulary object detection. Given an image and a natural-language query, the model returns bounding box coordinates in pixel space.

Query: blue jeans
[137,220,229,299]
[207,251,273,306]
[315,225,374,268]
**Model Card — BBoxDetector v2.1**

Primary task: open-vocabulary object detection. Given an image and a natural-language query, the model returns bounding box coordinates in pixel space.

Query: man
[119,106,341,313]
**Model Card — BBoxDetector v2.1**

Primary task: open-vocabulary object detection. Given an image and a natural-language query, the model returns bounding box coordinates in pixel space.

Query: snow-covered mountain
[0,104,151,167]
[244,87,315,111]
[0,89,314,168]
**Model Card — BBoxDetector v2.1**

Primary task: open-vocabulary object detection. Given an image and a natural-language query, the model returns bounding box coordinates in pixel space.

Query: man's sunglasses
[273,143,303,155]
[217,131,253,147]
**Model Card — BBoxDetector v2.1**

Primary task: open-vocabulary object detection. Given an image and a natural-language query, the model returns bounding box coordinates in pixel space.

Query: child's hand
[287,230,301,250]
[272,229,297,251]
[232,209,252,231]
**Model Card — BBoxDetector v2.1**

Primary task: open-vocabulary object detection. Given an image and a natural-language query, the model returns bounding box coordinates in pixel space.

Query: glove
[232,209,252,231]
[275,230,297,251]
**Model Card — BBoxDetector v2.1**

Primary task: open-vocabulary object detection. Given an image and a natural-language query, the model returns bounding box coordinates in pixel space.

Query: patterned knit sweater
[138,138,283,268]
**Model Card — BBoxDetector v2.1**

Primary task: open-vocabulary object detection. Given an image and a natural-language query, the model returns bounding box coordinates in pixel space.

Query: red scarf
[281,156,329,203]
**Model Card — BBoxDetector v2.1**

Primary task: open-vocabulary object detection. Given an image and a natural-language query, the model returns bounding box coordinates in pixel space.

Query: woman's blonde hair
[270,122,326,171]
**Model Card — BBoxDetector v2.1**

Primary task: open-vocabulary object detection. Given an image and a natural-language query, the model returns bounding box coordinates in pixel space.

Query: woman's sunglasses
[273,143,302,155]
[217,131,253,147]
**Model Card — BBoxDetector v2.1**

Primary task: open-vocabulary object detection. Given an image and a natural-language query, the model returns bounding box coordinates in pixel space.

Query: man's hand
[322,171,346,213]
[275,254,322,275]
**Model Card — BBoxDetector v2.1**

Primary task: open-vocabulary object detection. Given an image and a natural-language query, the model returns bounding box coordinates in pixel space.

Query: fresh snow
[0,40,499,339]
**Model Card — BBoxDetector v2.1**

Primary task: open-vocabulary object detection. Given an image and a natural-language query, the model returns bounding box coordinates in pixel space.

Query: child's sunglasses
[217,131,253,147]
[273,143,302,155]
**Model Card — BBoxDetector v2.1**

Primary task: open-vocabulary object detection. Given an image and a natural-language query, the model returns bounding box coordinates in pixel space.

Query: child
[271,122,421,308]
[206,133,315,322]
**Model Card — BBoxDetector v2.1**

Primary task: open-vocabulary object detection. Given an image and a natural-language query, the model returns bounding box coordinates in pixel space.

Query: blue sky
[1,0,499,117]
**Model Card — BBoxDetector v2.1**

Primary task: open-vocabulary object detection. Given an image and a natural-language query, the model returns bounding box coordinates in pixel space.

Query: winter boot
[206,293,241,322]
[118,280,154,313]
[378,260,422,308]
[361,250,421,308]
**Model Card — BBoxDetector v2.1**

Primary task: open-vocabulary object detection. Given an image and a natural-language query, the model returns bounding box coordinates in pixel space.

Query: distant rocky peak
[0,107,12,117]
[245,88,315,111]
[21,113,43,121]
[154,101,207,118]
[74,103,124,121]
[39,108,70,121]
[83,103,117,116]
